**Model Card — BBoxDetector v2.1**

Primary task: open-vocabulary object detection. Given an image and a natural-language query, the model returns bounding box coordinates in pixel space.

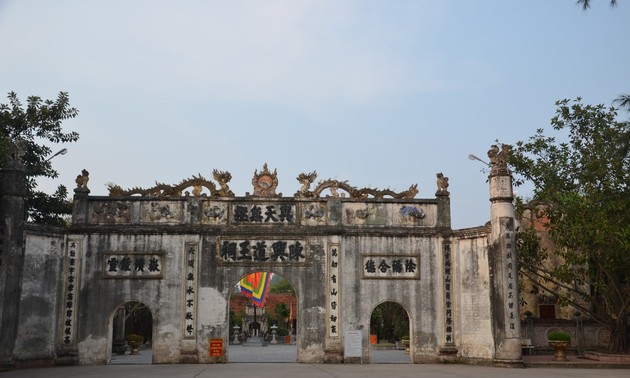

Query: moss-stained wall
[14,191,506,366]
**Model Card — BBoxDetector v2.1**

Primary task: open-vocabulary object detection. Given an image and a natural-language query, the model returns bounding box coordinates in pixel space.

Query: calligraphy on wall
[103,252,164,278]
[362,254,420,279]
[217,238,308,265]
[231,203,296,224]
[443,243,454,344]
[328,245,340,337]
[183,243,198,339]
[501,218,519,336]
[61,240,81,344]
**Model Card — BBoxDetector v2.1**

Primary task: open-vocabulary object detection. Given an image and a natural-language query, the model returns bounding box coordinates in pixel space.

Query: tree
[370,302,409,342]
[0,91,79,226]
[510,98,630,352]
[574,1,629,116]
[270,276,295,293]
[577,0,618,9]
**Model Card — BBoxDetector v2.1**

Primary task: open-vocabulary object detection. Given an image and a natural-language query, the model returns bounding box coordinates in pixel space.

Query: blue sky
[1,1,629,228]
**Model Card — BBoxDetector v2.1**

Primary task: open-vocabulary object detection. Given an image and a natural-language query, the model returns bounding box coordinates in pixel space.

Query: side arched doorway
[228,271,298,363]
[369,301,411,364]
[109,300,154,364]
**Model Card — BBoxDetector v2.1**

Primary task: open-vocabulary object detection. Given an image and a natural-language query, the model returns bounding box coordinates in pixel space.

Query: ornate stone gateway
[1,148,522,367]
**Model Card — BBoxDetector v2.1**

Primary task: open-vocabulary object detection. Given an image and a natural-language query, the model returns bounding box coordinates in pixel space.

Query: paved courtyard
[4,344,628,378]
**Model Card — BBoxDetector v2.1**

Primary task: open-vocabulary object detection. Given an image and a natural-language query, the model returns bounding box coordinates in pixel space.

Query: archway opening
[369,301,411,364]
[109,300,153,364]
[228,271,298,363]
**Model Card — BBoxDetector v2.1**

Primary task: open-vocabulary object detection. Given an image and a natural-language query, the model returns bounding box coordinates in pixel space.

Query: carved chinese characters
[232,204,295,224]
[328,245,340,337]
[218,239,308,264]
[443,243,454,344]
[362,255,419,279]
[103,253,163,278]
[61,240,81,345]
[501,218,520,337]
[183,243,198,339]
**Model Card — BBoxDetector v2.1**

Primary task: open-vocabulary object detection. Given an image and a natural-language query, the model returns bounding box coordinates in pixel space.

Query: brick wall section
[230,292,297,317]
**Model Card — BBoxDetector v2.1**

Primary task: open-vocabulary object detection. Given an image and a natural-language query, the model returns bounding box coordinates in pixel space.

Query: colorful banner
[240,272,272,307]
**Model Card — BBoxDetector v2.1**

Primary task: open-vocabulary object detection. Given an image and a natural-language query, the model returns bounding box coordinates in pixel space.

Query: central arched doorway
[109,300,154,365]
[228,271,298,363]
[369,301,411,364]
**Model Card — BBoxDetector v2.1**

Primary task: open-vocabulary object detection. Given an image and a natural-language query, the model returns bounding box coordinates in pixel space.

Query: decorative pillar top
[74,169,90,195]
[488,144,513,202]
[435,172,449,196]
[487,144,510,177]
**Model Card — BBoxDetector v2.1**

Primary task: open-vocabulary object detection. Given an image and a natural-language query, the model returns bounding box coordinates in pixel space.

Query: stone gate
[1,149,523,368]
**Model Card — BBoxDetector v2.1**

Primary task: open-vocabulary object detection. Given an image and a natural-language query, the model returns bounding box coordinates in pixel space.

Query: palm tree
[576,0,617,9]
[613,94,630,110]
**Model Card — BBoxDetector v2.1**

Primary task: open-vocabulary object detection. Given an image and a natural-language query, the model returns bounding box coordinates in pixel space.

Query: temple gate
[1,148,522,368]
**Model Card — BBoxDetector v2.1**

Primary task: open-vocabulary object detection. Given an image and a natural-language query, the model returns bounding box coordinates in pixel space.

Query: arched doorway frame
[226,270,299,363]
[366,299,413,363]
[106,299,155,364]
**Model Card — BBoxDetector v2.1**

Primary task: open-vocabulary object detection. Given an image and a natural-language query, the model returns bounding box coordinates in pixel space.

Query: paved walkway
[4,345,629,378]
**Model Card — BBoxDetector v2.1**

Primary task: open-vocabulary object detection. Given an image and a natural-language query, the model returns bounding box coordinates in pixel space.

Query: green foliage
[510,98,630,352]
[547,331,571,342]
[370,302,409,342]
[270,277,295,293]
[229,310,243,333]
[275,326,289,337]
[126,333,144,343]
[274,303,290,319]
[0,91,79,225]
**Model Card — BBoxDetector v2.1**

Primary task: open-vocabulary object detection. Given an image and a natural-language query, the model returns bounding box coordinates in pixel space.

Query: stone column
[71,188,90,225]
[435,173,451,229]
[0,159,27,370]
[111,307,127,355]
[487,145,522,363]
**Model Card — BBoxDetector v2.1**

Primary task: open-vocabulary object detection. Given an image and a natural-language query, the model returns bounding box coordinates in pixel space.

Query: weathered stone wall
[13,227,65,365]
[7,168,518,367]
[521,318,611,352]
[72,233,193,365]
[341,235,441,363]
[452,230,495,360]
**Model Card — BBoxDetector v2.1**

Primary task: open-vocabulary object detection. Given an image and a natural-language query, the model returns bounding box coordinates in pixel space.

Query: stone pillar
[435,173,451,229]
[487,145,522,364]
[112,308,127,355]
[71,187,90,225]
[0,159,27,370]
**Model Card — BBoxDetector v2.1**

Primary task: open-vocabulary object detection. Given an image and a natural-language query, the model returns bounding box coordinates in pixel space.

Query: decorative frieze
[300,203,327,225]
[103,252,164,278]
[140,201,184,223]
[328,245,340,337]
[217,239,308,265]
[183,243,198,339]
[61,240,81,344]
[200,202,228,225]
[92,201,130,223]
[362,255,419,279]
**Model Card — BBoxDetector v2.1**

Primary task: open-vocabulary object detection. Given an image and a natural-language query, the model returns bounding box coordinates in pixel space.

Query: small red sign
[209,339,223,357]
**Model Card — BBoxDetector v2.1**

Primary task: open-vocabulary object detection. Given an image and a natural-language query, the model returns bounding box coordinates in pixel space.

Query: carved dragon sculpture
[295,171,418,199]
[108,173,234,198]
